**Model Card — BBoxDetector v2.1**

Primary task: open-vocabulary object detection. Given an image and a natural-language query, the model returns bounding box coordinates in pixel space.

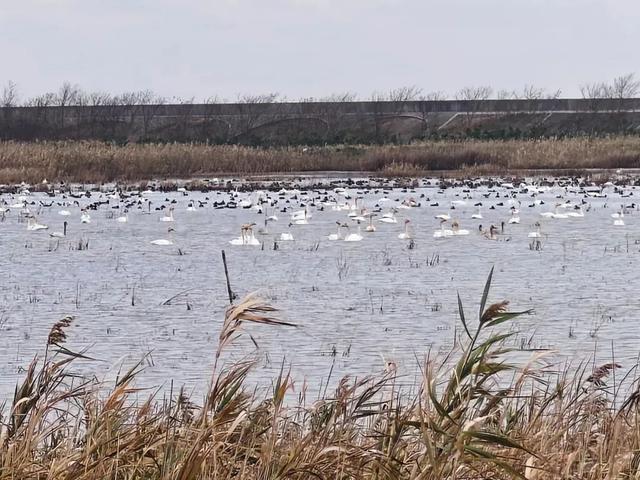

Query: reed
[1,137,640,184]
[1,272,640,479]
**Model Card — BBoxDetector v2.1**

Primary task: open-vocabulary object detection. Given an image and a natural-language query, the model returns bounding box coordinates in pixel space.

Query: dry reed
[1,273,640,479]
[1,137,640,184]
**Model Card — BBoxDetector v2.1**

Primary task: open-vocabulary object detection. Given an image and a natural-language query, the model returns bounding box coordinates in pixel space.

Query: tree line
[1,73,639,109]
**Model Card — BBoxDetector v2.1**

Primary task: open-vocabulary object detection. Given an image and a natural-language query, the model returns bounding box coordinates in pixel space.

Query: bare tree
[609,73,640,99]
[370,86,423,102]
[423,91,447,101]
[580,82,608,99]
[1,81,19,107]
[455,86,493,101]
[320,92,358,102]
[496,89,513,100]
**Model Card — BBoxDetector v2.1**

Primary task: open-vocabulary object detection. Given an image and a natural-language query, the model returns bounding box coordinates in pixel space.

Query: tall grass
[1,137,640,184]
[2,271,640,478]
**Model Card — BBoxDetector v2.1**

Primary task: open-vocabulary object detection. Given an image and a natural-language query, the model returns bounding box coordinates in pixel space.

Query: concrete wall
[1,98,640,145]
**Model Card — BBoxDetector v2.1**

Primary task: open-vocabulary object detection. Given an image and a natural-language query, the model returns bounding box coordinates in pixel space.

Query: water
[1,178,639,400]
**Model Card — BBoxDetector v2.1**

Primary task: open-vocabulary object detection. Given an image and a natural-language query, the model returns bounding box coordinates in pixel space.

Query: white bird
[151,227,175,246]
[451,220,470,236]
[58,209,71,216]
[398,219,412,239]
[229,223,261,246]
[116,212,128,223]
[80,211,91,223]
[528,222,542,238]
[435,213,451,221]
[280,232,294,241]
[365,214,377,232]
[379,211,398,224]
[160,207,175,222]
[344,224,363,242]
[49,221,68,238]
[27,216,48,231]
[508,210,520,224]
[566,207,584,218]
[433,219,453,238]
[328,222,345,240]
[471,206,483,219]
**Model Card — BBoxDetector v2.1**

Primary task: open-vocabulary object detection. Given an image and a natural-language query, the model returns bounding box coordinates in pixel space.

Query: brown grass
[2,272,640,479]
[1,137,640,184]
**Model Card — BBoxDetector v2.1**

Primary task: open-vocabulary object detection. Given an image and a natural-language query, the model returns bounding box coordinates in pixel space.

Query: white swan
[160,207,175,222]
[528,223,542,238]
[379,211,398,224]
[344,225,363,242]
[508,210,520,224]
[27,216,48,231]
[49,221,68,238]
[116,212,128,223]
[365,214,377,232]
[471,206,483,219]
[280,232,294,241]
[451,220,470,236]
[435,213,451,221]
[328,222,345,240]
[229,223,261,246]
[80,211,91,224]
[58,209,71,216]
[398,219,412,239]
[151,228,175,246]
[433,219,453,238]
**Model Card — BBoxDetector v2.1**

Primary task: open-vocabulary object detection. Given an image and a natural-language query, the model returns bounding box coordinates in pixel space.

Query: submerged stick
[221,250,233,304]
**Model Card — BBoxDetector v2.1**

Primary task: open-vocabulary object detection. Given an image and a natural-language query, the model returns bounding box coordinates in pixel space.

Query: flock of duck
[0,178,637,249]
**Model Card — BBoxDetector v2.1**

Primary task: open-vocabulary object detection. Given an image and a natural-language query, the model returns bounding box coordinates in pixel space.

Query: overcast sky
[1,0,639,101]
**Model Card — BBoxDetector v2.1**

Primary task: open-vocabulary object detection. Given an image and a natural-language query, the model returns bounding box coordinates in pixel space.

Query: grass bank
[2,270,638,479]
[2,137,640,184]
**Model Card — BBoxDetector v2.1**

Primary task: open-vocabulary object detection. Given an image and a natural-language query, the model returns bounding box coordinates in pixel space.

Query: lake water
[1,177,639,401]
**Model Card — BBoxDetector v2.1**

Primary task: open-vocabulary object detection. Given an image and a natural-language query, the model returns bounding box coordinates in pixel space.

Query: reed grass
[1,137,640,184]
[2,271,640,478]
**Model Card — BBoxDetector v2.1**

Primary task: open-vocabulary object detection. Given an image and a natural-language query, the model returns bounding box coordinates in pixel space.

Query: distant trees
[1,81,19,107]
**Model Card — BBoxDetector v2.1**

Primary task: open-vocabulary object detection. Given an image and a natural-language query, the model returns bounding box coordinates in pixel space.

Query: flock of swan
[1,179,637,251]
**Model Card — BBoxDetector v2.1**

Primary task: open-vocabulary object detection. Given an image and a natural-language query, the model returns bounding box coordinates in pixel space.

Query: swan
[80,211,91,224]
[365,214,377,232]
[398,219,412,239]
[49,221,68,238]
[435,213,451,221]
[508,210,520,224]
[27,216,48,231]
[527,222,542,238]
[471,206,483,219]
[151,228,175,246]
[328,222,346,240]
[280,232,294,241]
[433,219,453,238]
[58,209,71,216]
[160,207,175,222]
[611,209,624,219]
[344,224,363,242]
[379,211,398,224]
[451,220,470,236]
[229,223,261,246]
[186,203,197,212]
[292,208,310,225]
[116,212,128,223]
[483,225,499,240]
[614,218,625,226]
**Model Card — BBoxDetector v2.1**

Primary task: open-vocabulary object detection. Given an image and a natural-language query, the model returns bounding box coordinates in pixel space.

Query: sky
[1,0,639,102]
